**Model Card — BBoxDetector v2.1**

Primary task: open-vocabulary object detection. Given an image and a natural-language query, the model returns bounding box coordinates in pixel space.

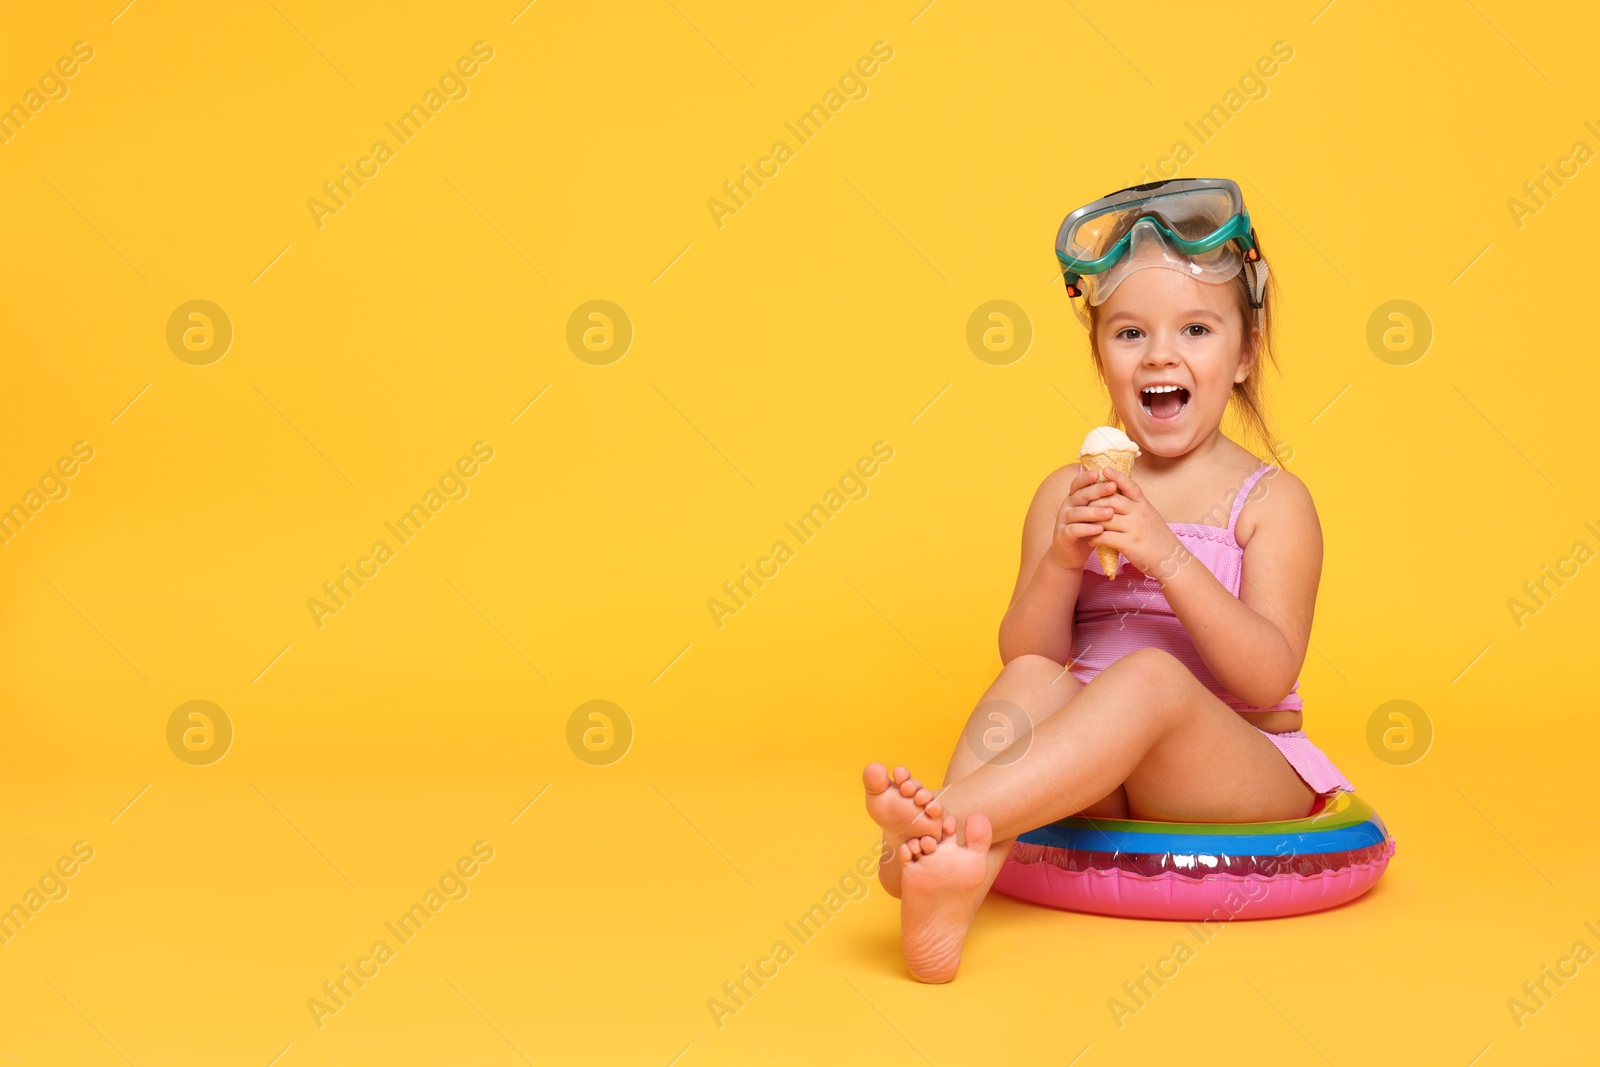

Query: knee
[1003,653,1065,679]
[1113,647,1190,687]
[989,653,1080,709]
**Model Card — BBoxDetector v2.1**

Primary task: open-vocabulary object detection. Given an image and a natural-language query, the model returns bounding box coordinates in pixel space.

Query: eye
[1183,323,1211,337]
[1115,327,1142,340]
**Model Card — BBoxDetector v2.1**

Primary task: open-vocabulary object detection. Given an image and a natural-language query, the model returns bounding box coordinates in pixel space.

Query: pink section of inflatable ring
[992,839,1396,921]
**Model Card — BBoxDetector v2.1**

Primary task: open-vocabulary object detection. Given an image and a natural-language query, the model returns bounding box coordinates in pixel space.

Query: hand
[1086,465,1186,579]
[1046,464,1123,571]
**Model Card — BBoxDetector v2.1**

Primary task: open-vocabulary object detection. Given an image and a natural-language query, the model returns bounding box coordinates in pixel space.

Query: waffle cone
[1079,448,1138,578]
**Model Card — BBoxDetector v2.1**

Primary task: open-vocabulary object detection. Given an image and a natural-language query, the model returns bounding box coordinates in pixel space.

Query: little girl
[862,178,1354,983]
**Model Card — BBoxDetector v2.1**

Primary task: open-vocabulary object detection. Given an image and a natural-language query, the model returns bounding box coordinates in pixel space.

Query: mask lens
[1065,186,1237,262]
[1082,216,1243,305]
[1145,187,1235,236]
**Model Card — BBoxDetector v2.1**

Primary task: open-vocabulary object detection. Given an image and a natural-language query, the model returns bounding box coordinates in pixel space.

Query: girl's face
[1094,263,1256,457]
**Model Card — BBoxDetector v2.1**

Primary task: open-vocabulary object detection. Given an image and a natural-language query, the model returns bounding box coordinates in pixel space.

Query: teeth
[1140,383,1189,419]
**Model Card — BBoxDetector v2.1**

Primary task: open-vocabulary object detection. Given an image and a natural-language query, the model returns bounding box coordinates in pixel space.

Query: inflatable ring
[993,791,1395,920]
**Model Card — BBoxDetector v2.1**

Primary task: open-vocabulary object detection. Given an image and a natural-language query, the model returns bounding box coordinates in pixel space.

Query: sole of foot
[899,812,992,984]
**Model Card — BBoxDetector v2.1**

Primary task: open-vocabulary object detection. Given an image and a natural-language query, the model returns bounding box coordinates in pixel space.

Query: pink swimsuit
[1068,463,1354,795]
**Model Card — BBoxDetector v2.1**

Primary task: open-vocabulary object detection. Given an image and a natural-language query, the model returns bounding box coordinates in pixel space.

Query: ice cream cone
[1078,439,1139,579]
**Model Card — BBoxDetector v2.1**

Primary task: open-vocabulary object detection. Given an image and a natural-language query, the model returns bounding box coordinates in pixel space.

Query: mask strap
[1245,256,1269,312]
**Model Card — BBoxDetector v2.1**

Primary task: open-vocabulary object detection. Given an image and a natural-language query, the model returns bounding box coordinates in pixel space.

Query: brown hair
[1079,216,1283,465]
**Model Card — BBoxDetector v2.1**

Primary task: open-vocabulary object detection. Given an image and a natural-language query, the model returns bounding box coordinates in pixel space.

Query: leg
[897,647,1313,982]
[932,656,1129,904]
[868,655,1122,899]
[937,647,1313,841]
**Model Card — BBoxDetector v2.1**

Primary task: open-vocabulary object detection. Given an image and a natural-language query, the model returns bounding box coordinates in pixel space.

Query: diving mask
[1055,177,1268,318]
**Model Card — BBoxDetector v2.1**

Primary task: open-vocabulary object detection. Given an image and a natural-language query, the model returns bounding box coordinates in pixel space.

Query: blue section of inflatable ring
[1015,819,1387,856]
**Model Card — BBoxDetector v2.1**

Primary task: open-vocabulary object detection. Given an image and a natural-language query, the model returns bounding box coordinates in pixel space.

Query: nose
[1142,336,1180,368]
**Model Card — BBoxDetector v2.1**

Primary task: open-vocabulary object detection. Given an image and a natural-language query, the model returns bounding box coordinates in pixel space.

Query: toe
[924,799,943,821]
[963,812,994,853]
[918,834,939,853]
[863,762,890,795]
[913,787,934,806]
[899,777,922,797]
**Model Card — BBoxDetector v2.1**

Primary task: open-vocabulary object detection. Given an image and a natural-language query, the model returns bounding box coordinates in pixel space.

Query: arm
[1156,470,1321,708]
[998,465,1089,666]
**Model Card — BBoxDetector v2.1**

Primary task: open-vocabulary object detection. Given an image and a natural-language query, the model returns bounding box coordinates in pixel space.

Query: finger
[1092,529,1120,550]
[1106,466,1143,501]
[1075,499,1122,526]
[1068,504,1116,524]
[1063,523,1103,538]
[1090,495,1124,514]
[1067,480,1115,510]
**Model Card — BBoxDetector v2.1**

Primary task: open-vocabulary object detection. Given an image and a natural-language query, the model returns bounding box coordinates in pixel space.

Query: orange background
[1,1,1596,1063]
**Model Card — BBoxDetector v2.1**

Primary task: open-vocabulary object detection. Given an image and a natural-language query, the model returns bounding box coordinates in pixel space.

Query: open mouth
[1140,385,1190,421]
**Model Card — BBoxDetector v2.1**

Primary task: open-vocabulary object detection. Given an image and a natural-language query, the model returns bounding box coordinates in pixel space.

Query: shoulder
[1045,461,1083,493]
[1236,465,1320,550]
[1031,461,1081,510]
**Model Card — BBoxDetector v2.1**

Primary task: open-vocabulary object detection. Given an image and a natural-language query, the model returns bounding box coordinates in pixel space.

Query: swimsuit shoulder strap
[1227,464,1274,536]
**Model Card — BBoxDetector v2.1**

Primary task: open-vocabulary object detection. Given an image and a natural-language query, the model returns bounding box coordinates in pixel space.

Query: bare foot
[863,763,947,899]
[899,812,992,984]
